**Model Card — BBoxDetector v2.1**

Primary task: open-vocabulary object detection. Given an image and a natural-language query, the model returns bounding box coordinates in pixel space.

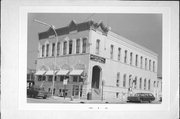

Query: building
[34,20,159,101]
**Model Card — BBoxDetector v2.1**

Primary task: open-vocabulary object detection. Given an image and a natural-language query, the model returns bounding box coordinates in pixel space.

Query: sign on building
[90,54,106,64]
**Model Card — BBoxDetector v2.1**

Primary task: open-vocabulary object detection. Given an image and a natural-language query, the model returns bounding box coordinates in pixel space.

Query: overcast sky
[28,13,162,76]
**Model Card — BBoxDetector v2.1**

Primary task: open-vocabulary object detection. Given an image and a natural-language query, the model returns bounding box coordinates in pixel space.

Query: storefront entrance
[72,85,83,98]
[91,66,101,89]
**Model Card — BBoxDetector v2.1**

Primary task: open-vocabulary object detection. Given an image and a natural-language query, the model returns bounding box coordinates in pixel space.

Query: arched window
[57,42,60,56]
[116,72,120,87]
[96,39,100,54]
[153,61,155,72]
[130,52,133,65]
[69,40,73,54]
[140,56,143,68]
[145,58,147,70]
[129,75,132,87]
[76,39,80,53]
[144,78,146,90]
[124,50,127,63]
[135,54,138,66]
[46,44,49,57]
[123,74,126,87]
[110,45,114,59]
[139,78,142,89]
[148,79,151,90]
[42,45,45,57]
[134,76,137,89]
[118,48,121,61]
[52,43,55,56]
[149,60,151,71]
[63,41,67,55]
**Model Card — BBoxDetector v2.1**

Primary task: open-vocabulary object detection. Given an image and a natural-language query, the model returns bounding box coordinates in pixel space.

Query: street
[27,97,161,104]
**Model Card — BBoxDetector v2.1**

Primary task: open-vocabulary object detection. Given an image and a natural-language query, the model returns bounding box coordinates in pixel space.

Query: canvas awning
[56,70,69,76]
[45,70,56,75]
[69,70,84,75]
[35,71,46,75]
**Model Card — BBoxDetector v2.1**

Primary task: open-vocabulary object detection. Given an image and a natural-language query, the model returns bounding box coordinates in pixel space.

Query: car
[127,93,155,103]
[27,85,50,99]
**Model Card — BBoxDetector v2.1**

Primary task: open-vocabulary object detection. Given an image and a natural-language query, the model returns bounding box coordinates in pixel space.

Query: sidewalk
[47,96,127,104]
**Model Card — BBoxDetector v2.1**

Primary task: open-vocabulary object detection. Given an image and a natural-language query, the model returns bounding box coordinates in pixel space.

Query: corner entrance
[91,66,101,89]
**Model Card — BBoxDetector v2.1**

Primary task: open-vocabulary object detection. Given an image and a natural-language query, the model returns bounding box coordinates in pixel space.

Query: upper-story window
[46,44,49,57]
[118,48,121,61]
[145,58,147,70]
[82,38,87,53]
[76,39,80,54]
[63,41,67,55]
[135,54,138,66]
[69,40,73,54]
[144,78,146,90]
[124,50,127,63]
[149,60,151,71]
[148,79,151,90]
[134,76,137,89]
[42,45,45,57]
[57,42,60,56]
[116,72,120,87]
[130,52,133,65]
[123,74,126,88]
[52,43,55,56]
[139,77,142,89]
[110,45,114,59]
[96,39,100,54]
[140,56,143,68]
[154,81,156,88]
[153,61,155,72]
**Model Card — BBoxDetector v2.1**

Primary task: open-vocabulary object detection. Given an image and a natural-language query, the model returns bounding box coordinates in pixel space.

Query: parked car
[127,93,155,103]
[27,85,50,99]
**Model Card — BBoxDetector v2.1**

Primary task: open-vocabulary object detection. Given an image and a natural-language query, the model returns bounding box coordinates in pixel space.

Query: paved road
[27,97,161,104]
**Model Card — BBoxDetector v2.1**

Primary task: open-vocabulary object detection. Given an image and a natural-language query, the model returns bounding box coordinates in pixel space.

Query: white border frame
[2,1,179,119]
[19,6,170,111]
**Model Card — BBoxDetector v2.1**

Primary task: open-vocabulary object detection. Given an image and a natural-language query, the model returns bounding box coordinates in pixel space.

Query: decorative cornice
[38,20,110,40]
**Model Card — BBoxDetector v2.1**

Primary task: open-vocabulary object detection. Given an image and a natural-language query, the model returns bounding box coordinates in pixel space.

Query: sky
[28,13,162,76]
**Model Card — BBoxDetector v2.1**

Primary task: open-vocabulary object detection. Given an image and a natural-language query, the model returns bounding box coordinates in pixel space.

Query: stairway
[92,88,101,100]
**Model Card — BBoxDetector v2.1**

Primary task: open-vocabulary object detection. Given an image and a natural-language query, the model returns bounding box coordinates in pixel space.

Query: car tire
[43,95,47,99]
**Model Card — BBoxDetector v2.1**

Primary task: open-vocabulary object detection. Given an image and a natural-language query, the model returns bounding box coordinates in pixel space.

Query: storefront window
[48,76,53,81]
[148,79,151,90]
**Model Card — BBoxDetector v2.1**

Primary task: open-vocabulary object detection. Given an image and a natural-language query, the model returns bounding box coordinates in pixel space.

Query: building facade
[34,20,159,101]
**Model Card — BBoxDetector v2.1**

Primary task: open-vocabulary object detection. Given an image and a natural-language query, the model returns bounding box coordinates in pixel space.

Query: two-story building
[34,20,159,101]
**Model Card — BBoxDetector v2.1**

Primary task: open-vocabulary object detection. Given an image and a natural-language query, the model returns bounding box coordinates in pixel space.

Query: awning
[45,70,56,75]
[35,71,46,75]
[69,70,84,75]
[56,70,69,75]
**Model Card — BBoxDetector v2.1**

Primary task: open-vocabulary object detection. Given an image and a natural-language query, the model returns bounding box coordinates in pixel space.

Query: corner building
[35,20,158,101]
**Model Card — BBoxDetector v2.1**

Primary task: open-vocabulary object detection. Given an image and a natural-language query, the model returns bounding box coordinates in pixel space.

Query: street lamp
[34,19,58,97]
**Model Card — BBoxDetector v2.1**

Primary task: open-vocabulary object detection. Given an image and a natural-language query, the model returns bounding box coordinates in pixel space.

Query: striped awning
[69,70,84,75]
[35,71,46,75]
[56,70,69,75]
[45,70,56,75]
